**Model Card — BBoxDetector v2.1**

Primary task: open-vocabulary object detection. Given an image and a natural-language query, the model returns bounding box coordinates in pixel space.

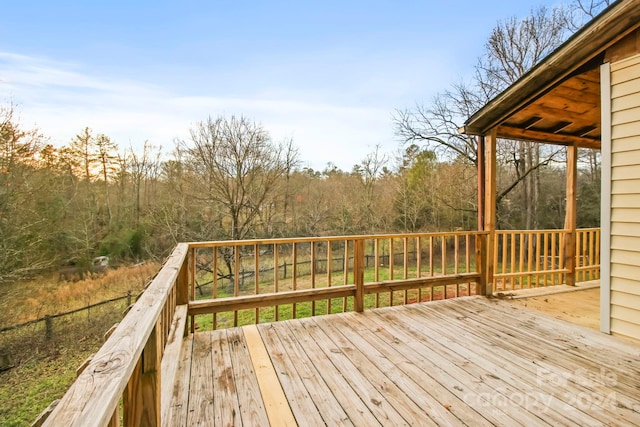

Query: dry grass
[0,262,159,328]
[0,261,161,426]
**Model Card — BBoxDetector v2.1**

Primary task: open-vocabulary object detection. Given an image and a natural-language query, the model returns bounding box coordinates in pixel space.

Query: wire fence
[0,292,133,371]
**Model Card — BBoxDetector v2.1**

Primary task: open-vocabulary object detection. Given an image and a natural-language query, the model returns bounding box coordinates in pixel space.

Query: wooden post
[354,239,365,312]
[564,145,578,286]
[475,234,487,296]
[484,128,497,295]
[477,135,485,231]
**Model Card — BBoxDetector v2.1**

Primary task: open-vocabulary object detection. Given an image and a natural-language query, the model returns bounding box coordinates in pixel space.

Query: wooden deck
[166,296,640,426]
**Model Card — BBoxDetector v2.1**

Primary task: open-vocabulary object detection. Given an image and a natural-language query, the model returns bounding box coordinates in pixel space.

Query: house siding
[609,52,640,340]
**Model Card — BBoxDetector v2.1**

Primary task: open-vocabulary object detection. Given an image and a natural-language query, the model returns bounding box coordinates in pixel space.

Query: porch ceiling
[461,0,640,149]
[494,67,601,149]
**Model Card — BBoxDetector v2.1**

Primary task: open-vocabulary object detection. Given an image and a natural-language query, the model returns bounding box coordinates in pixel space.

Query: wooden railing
[576,227,601,282]
[187,231,486,330]
[43,244,191,426]
[41,228,600,426]
[493,228,600,291]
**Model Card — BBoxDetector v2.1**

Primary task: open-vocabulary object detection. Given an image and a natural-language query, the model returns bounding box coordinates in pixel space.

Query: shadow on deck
[167,295,640,426]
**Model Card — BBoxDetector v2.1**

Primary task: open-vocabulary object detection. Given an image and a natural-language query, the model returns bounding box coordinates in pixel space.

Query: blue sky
[1,0,566,170]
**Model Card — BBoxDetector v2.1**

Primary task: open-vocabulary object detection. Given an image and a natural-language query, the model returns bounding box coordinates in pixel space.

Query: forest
[0,0,608,284]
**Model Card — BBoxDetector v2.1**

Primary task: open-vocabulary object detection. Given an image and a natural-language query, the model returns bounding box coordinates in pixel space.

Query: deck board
[169,296,640,426]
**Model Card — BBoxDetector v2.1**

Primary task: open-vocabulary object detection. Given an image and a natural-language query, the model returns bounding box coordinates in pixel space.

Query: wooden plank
[334,313,492,426]
[406,304,610,426]
[188,231,501,249]
[160,305,188,424]
[293,317,411,426]
[164,335,193,427]
[319,314,479,426]
[187,332,214,425]
[243,325,296,426]
[364,273,480,294]
[485,128,497,294]
[419,301,640,425]
[189,286,356,316]
[496,125,600,148]
[276,320,383,426]
[226,328,270,426]
[450,301,640,417]
[362,308,539,426]
[565,145,577,286]
[211,330,241,426]
[257,323,338,427]
[309,317,439,426]
[353,239,365,312]
[467,298,640,376]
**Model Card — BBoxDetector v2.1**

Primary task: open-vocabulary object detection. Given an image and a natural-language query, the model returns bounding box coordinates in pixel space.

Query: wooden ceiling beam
[496,125,601,149]
[506,102,599,126]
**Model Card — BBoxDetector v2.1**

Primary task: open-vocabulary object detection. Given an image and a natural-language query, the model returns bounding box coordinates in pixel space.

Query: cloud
[0,51,398,170]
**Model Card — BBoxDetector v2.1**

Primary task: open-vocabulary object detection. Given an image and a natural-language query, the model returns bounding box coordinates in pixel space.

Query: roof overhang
[461,0,640,149]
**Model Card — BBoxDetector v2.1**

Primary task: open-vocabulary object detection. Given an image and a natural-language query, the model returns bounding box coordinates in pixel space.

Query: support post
[484,128,497,295]
[354,239,365,312]
[564,144,578,286]
[477,135,485,231]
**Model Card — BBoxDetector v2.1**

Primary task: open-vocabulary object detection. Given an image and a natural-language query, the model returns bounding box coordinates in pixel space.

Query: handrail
[44,243,190,426]
[186,231,488,328]
[492,228,600,290]
[39,228,600,426]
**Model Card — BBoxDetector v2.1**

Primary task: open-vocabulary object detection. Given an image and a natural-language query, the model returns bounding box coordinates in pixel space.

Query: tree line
[0,0,606,283]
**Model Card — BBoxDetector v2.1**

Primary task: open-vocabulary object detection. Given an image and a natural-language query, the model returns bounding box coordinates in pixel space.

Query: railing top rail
[494,227,599,234]
[188,231,488,248]
[44,243,189,427]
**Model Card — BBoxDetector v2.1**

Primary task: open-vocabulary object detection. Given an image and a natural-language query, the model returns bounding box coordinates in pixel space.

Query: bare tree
[395,6,572,229]
[178,115,297,241]
[565,0,613,32]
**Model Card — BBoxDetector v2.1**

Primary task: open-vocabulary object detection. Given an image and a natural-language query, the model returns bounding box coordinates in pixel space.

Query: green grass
[192,259,479,331]
[0,344,96,426]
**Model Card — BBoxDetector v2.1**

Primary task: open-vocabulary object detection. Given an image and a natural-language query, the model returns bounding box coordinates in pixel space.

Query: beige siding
[611,178,640,194]
[609,53,640,340]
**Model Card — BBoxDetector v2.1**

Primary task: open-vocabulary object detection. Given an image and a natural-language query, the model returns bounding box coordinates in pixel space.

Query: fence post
[354,239,365,312]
